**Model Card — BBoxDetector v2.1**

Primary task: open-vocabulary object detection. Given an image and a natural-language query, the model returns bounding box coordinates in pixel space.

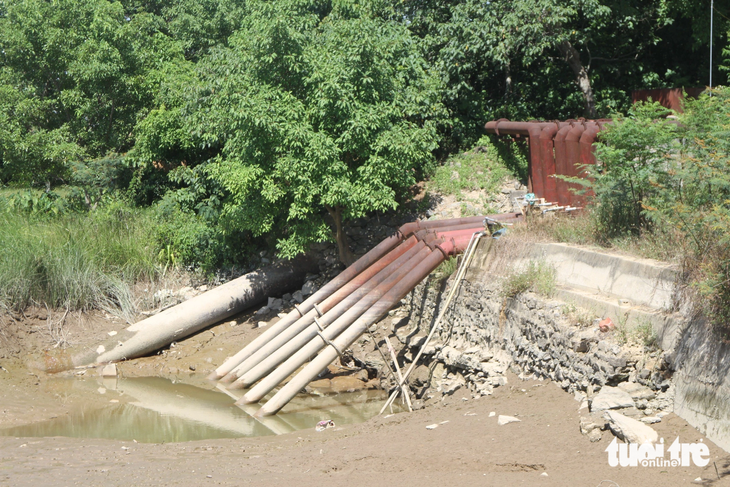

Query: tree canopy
[0,0,725,265]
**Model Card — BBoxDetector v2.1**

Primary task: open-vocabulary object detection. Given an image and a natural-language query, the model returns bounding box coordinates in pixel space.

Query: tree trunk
[326,205,356,266]
[558,40,597,119]
[505,61,512,100]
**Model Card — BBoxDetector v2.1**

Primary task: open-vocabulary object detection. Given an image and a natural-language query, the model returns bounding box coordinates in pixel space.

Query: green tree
[190,1,444,264]
[0,0,175,187]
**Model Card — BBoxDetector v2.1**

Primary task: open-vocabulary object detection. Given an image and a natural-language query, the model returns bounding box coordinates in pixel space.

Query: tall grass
[502,260,556,298]
[0,202,161,319]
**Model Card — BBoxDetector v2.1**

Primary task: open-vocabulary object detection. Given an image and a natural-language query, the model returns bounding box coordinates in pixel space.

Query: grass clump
[0,201,161,319]
[430,256,458,290]
[428,138,514,200]
[502,260,556,298]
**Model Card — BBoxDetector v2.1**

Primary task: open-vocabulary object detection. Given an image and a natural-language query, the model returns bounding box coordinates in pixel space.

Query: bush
[543,89,730,337]
[582,101,678,238]
[502,260,556,298]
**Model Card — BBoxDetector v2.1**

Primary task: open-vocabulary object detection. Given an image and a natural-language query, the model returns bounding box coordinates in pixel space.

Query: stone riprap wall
[395,278,674,415]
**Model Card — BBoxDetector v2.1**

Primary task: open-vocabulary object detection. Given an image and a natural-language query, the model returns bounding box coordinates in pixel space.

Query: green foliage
[187,2,444,262]
[429,139,514,198]
[579,102,678,238]
[0,202,160,317]
[502,260,556,298]
[70,154,127,210]
[633,321,658,349]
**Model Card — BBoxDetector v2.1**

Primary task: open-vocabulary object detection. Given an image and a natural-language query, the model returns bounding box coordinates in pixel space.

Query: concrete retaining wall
[397,238,730,452]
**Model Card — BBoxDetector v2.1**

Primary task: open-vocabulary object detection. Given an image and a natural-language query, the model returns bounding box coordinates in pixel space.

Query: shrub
[502,260,556,298]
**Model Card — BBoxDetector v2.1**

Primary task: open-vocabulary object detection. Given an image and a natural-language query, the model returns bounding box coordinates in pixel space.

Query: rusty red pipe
[539,123,560,203]
[564,123,586,207]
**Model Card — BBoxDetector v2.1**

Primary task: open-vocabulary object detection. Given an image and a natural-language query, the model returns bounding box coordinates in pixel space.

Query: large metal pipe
[565,123,586,207]
[224,242,429,387]
[236,245,436,399]
[211,215,515,380]
[553,124,573,206]
[254,234,473,417]
[71,256,318,368]
[484,121,552,195]
[218,235,423,383]
[577,121,601,207]
[233,226,483,392]
[539,123,560,203]
[397,213,520,237]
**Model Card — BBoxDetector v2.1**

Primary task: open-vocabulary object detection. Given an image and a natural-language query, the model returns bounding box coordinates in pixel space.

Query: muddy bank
[2,372,729,487]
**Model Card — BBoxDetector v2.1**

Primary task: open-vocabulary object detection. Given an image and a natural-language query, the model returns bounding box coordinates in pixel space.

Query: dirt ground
[2,305,730,487]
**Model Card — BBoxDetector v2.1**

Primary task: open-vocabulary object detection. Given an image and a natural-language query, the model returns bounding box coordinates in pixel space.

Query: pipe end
[235,394,258,406]
[206,371,223,381]
[226,380,247,390]
[218,372,238,384]
[254,407,275,418]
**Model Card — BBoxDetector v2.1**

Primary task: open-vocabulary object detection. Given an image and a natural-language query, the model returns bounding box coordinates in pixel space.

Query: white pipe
[255,249,447,417]
[237,247,433,401]
[225,242,426,385]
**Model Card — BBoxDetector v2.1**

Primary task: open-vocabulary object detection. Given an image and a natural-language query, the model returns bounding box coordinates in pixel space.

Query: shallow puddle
[0,377,394,443]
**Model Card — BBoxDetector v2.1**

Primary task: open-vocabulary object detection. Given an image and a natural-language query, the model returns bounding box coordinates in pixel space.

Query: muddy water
[0,377,395,443]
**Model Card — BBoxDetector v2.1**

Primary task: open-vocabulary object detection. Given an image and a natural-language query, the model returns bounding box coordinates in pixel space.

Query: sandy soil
[2,305,730,487]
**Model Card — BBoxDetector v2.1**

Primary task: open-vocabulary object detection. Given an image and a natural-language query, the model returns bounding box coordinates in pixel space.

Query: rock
[598,317,614,332]
[101,363,117,378]
[178,286,196,300]
[438,346,481,371]
[292,290,304,303]
[356,369,369,381]
[477,382,494,395]
[604,411,658,444]
[588,429,602,442]
[641,416,661,424]
[639,368,651,380]
[497,415,521,426]
[268,298,283,311]
[329,376,367,393]
[257,321,268,328]
[617,381,656,401]
[302,281,318,296]
[489,411,496,417]
[408,365,431,388]
[430,363,446,388]
[362,351,386,373]
[591,386,635,412]
[579,417,601,435]
[255,306,270,315]
[282,293,292,301]
[441,380,462,396]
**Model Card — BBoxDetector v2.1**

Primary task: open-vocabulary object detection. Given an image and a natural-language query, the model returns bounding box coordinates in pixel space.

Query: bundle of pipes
[210,214,523,417]
[485,119,610,207]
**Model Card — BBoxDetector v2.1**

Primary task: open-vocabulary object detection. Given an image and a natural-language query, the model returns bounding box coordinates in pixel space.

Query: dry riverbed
[2,307,730,487]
